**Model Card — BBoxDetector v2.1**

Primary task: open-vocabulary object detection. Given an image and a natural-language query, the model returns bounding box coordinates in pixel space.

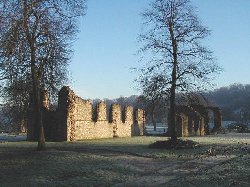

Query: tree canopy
[0,0,86,150]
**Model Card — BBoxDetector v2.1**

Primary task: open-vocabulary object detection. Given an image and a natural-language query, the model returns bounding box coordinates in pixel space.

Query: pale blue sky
[70,0,250,99]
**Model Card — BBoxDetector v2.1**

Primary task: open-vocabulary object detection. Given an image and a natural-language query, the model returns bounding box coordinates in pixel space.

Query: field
[0,133,250,187]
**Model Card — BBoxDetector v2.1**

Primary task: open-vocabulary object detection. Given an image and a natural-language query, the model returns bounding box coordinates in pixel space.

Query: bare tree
[0,0,86,150]
[138,0,221,140]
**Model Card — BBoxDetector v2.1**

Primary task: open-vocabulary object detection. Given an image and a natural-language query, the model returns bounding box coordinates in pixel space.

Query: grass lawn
[0,133,250,186]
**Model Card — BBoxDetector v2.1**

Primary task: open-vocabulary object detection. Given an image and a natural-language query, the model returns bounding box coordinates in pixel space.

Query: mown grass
[0,133,249,186]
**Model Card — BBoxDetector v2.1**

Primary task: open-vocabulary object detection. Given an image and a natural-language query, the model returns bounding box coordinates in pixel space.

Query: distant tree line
[205,83,250,122]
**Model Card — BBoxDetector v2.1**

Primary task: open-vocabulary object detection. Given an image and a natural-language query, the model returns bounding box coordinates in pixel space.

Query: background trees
[138,0,221,140]
[138,75,168,131]
[206,84,250,122]
[0,0,86,150]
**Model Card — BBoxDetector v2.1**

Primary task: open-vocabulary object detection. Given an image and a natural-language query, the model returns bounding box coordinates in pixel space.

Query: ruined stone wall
[199,117,205,136]
[176,113,189,137]
[70,100,113,141]
[212,108,223,132]
[175,105,206,137]
[33,86,145,141]
[132,109,145,136]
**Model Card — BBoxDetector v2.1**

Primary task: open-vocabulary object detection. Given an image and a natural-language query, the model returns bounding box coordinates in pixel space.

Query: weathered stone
[132,109,145,136]
[174,95,223,137]
[97,102,107,121]
[175,105,204,137]
[176,113,189,137]
[27,86,145,141]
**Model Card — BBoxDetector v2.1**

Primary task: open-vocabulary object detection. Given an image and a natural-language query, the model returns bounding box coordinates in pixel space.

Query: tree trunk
[22,0,46,150]
[32,65,46,151]
[37,116,45,151]
[31,48,45,151]
[168,17,178,141]
[169,79,177,141]
[151,105,156,131]
[31,22,45,151]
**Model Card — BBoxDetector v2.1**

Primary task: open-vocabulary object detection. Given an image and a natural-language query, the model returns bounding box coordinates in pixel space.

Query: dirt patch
[110,154,233,186]
[149,138,199,149]
[72,147,233,186]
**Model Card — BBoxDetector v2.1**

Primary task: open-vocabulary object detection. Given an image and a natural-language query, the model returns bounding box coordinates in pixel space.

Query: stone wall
[176,105,206,137]
[212,108,223,132]
[132,109,145,136]
[176,113,189,137]
[28,86,145,141]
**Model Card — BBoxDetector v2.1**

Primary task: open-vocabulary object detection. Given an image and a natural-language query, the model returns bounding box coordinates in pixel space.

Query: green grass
[0,133,249,186]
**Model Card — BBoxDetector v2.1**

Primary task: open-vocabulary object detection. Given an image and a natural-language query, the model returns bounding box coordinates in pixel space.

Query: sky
[70,0,250,100]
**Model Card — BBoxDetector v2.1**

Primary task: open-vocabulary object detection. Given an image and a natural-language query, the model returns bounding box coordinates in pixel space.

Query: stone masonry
[176,105,205,137]
[174,94,222,137]
[27,86,145,141]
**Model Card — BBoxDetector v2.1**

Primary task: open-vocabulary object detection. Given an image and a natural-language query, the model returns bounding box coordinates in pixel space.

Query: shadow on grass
[0,146,138,186]
[1,134,249,186]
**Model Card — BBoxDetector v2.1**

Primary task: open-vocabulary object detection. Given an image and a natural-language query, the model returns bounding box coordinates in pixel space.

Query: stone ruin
[176,105,205,137]
[27,86,145,141]
[27,88,222,140]
[175,94,223,137]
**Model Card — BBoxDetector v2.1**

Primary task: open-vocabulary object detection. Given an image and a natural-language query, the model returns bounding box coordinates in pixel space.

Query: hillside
[206,84,250,121]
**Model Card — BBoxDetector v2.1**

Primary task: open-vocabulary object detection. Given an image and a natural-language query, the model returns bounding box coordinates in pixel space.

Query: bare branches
[138,0,221,95]
[0,0,86,94]
[137,0,221,140]
[0,0,86,137]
